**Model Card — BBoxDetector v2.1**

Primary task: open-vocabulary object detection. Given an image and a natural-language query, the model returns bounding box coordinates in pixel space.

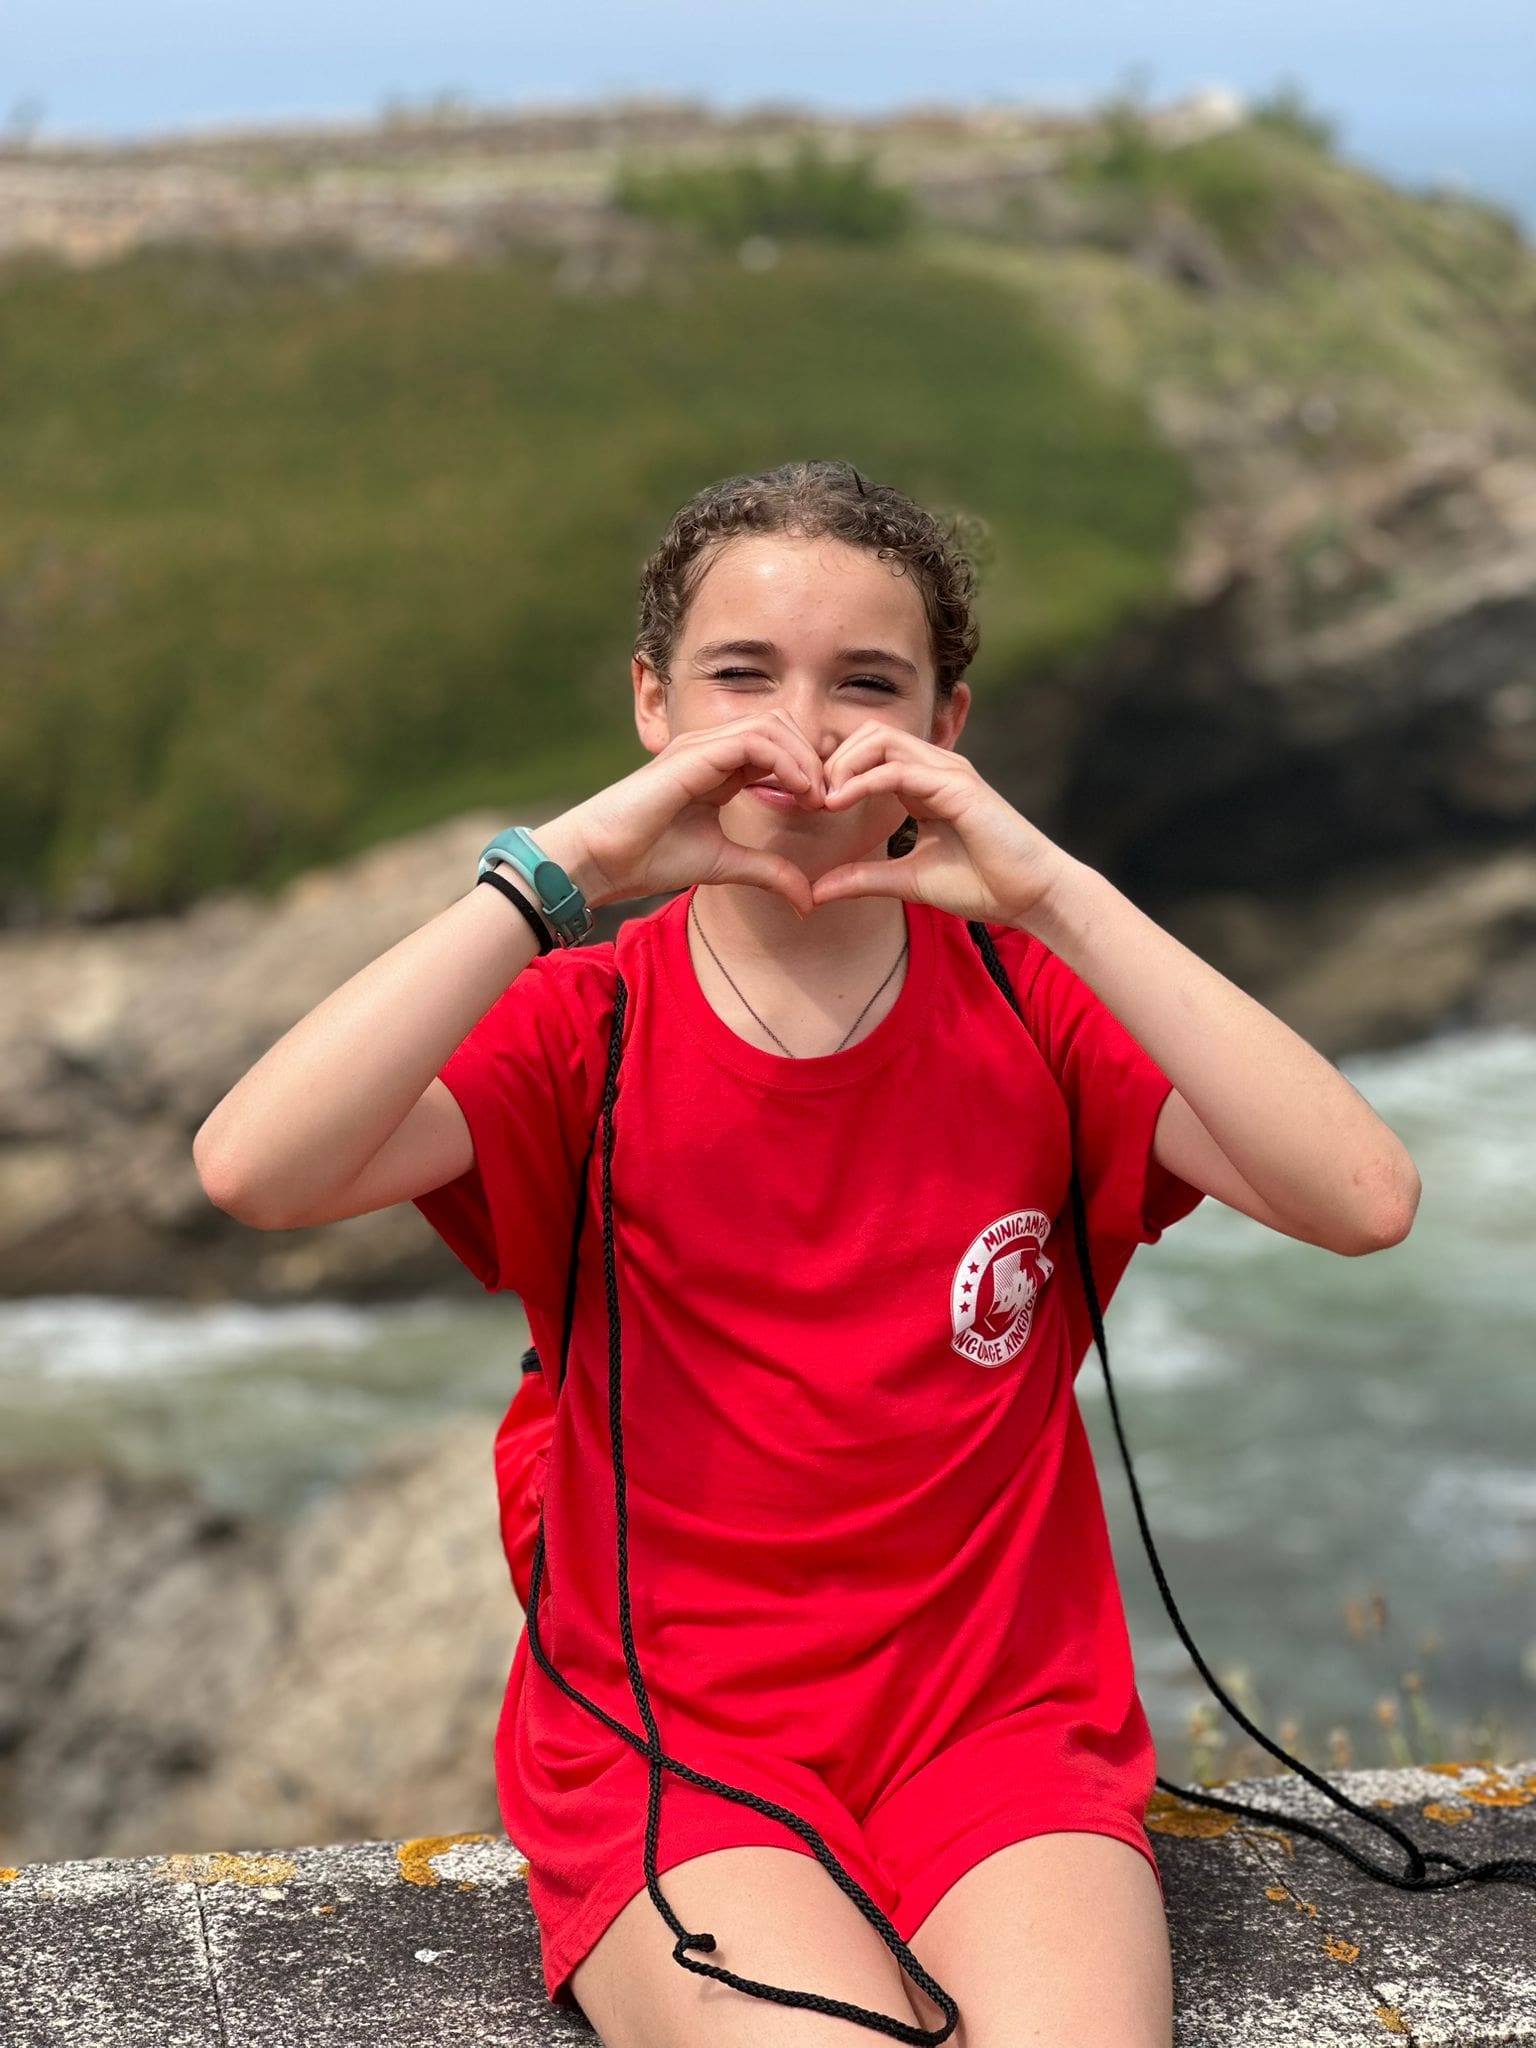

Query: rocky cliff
[3,430,1534,1302]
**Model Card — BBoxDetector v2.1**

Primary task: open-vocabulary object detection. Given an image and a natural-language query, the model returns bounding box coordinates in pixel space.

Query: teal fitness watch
[477,826,594,948]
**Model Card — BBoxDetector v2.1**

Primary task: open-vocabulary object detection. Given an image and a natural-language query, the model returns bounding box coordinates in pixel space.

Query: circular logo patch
[950,1208,1055,1367]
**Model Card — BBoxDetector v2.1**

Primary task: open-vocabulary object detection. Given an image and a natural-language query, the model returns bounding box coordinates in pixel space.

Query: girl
[195,460,1419,2048]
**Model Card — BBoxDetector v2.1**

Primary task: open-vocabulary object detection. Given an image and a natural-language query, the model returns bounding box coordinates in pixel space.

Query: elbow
[1344,1163,1422,1256]
[1381,1157,1424,1246]
[192,1139,290,1232]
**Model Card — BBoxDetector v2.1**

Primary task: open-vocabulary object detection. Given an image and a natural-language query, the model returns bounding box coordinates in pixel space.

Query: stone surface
[0,1420,515,1872]
[1146,1758,1536,2044]
[1,1761,1532,2045]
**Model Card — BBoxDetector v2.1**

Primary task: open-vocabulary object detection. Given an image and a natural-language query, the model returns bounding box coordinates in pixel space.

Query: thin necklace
[688,894,909,1059]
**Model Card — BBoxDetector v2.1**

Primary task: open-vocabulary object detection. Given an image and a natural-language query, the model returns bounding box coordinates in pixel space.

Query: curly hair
[633,459,989,705]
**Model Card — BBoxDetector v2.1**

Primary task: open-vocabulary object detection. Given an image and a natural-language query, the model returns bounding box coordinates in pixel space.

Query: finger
[691,726,815,805]
[761,710,827,795]
[703,725,824,809]
[809,859,913,907]
[824,758,957,815]
[735,721,824,800]
[821,715,894,767]
[821,718,920,783]
[710,710,822,798]
[708,844,816,917]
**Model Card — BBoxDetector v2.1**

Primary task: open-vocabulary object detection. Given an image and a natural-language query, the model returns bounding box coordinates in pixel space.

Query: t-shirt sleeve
[999,922,1207,1250]
[411,945,616,1322]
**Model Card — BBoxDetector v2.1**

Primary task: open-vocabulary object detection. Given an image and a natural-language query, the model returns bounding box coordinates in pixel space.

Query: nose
[778,680,857,766]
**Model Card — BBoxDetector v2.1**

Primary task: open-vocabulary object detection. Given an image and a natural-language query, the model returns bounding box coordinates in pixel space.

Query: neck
[688,880,906,979]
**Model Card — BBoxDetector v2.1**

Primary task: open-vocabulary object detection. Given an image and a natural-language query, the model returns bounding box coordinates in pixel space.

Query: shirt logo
[950,1208,1055,1367]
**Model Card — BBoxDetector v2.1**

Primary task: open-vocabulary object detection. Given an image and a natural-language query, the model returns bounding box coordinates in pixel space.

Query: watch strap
[476,826,593,947]
[476,868,554,954]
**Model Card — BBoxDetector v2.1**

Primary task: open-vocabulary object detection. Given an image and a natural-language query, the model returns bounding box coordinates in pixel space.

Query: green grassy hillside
[5,100,1533,922]
[0,233,1191,917]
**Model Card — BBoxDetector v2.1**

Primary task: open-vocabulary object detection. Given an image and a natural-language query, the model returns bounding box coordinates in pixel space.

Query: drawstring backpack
[510,914,1535,2043]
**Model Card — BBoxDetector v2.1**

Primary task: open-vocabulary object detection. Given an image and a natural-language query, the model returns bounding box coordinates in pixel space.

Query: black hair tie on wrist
[477,867,555,954]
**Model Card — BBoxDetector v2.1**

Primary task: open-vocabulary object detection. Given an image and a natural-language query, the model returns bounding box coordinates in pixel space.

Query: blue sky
[10,0,1534,233]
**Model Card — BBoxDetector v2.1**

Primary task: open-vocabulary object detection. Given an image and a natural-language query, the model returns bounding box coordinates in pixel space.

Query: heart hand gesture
[812,723,1073,932]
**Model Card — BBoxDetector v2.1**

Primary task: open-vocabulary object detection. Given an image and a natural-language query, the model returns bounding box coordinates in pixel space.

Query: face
[632,532,970,877]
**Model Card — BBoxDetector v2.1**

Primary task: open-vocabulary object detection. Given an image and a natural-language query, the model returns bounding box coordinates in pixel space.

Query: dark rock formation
[0,1420,513,1870]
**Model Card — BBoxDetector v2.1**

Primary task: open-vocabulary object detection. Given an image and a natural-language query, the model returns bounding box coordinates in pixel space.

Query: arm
[191,821,600,1231]
[1025,859,1421,1256]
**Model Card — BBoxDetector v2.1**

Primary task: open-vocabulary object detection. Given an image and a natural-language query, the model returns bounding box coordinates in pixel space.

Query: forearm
[1023,856,1421,1246]
[192,819,599,1228]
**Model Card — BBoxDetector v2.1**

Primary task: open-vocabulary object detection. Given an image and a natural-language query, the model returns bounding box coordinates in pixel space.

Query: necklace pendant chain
[689,896,908,1058]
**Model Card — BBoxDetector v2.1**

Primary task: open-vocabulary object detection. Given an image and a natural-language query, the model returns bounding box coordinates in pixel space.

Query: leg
[899,1831,1173,2048]
[569,1844,928,2048]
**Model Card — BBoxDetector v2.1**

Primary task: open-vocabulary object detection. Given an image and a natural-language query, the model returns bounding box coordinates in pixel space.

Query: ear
[633,655,671,757]
[930,678,971,752]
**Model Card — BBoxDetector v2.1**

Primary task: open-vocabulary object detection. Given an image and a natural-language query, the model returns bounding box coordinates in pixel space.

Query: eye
[711,669,897,694]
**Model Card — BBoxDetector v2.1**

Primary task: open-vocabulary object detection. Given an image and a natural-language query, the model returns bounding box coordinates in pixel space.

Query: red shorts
[534,1723,1166,2013]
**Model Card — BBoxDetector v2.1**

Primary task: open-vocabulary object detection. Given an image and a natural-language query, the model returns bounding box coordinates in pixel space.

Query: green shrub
[1250,80,1339,155]
[1063,106,1301,269]
[612,136,916,247]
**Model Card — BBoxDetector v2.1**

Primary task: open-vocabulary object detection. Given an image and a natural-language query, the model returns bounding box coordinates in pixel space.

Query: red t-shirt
[414,883,1205,1949]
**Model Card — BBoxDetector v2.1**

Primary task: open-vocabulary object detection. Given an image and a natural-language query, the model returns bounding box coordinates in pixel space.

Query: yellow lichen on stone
[1264,1884,1290,1902]
[152,1852,297,1887]
[1144,1789,1239,1839]
[1323,1934,1360,1963]
[395,1832,497,1887]
[0,1867,19,1883]
[1460,1777,1533,1808]
[1422,1800,1474,1825]
[1373,2006,1410,2033]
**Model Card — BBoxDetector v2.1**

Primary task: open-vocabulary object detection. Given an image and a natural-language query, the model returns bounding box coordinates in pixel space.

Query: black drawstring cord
[966,918,1536,1898]
[516,917,1533,2040]
[523,969,961,2040]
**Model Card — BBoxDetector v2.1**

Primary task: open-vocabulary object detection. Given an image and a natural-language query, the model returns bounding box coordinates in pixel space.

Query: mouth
[747,779,813,810]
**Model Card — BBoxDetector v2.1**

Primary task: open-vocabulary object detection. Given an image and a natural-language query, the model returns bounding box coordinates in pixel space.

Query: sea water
[2,1024,1533,1773]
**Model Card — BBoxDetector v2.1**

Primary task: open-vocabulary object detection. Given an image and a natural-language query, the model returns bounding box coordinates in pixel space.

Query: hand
[810,722,1072,930]
[542,711,826,917]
